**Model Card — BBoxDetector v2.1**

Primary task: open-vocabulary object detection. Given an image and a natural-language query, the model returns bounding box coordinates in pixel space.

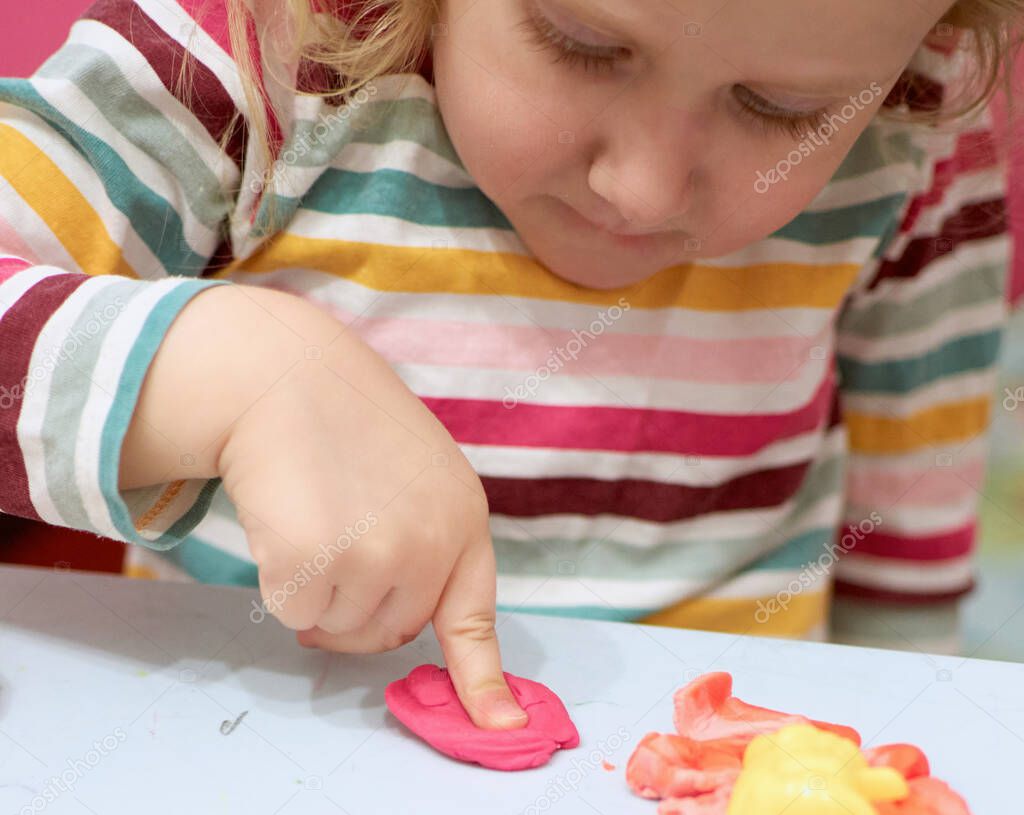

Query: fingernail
[483,698,528,728]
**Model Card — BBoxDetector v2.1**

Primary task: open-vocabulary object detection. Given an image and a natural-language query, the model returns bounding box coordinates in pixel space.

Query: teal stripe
[36,43,228,231]
[771,193,908,245]
[839,262,1006,339]
[42,278,143,531]
[494,454,843,581]
[838,330,1002,394]
[500,604,651,622]
[0,78,216,276]
[101,279,229,548]
[159,534,259,586]
[292,167,511,229]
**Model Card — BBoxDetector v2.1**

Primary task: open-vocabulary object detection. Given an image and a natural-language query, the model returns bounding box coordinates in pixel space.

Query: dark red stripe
[834,579,974,604]
[83,0,248,167]
[480,461,811,522]
[0,274,91,521]
[881,70,944,114]
[869,198,1007,290]
[837,521,975,561]
[201,235,235,277]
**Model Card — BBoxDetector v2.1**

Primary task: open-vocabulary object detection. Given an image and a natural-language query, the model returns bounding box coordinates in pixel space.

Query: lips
[558,198,669,239]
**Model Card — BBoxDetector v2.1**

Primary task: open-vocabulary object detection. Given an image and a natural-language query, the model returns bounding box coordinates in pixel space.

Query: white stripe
[834,552,973,594]
[19,275,125,527]
[1,101,184,279]
[393,356,829,414]
[0,164,82,274]
[846,495,976,537]
[496,565,830,608]
[694,236,876,269]
[284,208,528,255]
[837,300,1005,362]
[76,278,201,540]
[463,430,825,487]
[221,265,838,340]
[271,139,476,205]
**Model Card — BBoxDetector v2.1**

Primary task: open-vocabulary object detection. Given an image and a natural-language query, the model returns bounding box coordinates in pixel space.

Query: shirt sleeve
[833,102,1011,605]
[0,0,261,549]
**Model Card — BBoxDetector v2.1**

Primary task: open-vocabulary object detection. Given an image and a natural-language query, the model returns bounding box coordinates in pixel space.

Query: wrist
[118,284,347,491]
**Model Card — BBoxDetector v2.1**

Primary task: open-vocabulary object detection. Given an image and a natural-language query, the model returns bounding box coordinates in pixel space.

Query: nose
[586,109,701,231]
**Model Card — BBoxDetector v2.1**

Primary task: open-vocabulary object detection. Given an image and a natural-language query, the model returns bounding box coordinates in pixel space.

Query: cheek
[450,89,559,193]
[433,1,579,202]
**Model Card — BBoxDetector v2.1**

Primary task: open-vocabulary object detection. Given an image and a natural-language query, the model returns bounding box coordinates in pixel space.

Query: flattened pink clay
[385,664,580,770]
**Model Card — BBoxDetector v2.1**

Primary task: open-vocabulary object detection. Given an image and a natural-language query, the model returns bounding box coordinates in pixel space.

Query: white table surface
[0,563,1020,814]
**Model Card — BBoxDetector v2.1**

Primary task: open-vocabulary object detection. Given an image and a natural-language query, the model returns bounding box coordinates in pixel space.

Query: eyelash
[515,6,832,140]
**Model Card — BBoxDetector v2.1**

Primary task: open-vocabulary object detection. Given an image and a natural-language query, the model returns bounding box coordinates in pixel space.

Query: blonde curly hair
[185,0,1024,226]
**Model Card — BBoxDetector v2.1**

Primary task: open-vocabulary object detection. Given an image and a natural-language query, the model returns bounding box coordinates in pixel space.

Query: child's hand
[120,285,527,730]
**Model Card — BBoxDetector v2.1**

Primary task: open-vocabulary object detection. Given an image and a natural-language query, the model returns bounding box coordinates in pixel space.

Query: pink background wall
[0,0,93,78]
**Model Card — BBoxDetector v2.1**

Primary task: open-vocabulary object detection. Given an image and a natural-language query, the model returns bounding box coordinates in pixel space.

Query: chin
[532,247,656,290]
[530,239,695,290]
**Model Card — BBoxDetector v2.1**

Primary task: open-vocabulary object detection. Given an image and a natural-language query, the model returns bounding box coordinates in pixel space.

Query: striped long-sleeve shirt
[0,0,1011,643]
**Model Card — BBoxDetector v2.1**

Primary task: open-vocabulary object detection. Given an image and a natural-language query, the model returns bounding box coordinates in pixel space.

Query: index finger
[431,540,528,730]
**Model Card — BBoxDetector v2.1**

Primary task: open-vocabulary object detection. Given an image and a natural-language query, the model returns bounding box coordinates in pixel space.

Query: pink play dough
[385,663,580,770]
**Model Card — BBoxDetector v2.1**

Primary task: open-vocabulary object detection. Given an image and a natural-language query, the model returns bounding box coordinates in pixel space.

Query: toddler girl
[0,0,1020,725]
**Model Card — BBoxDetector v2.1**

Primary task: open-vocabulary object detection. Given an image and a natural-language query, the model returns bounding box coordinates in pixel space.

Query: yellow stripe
[0,122,137,279]
[846,396,990,454]
[638,588,828,638]
[220,233,860,311]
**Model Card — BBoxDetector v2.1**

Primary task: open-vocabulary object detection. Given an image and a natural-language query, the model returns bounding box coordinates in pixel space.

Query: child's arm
[0,2,528,725]
[832,107,1010,652]
[0,0,244,547]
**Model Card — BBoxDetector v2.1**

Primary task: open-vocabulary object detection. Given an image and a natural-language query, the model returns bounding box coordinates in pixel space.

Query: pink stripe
[421,373,834,456]
[839,521,975,561]
[846,458,986,506]
[0,258,32,284]
[294,297,817,384]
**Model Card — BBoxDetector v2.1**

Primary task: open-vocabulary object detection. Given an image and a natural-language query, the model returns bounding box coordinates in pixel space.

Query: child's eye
[732,85,832,140]
[516,2,629,75]
[516,2,832,141]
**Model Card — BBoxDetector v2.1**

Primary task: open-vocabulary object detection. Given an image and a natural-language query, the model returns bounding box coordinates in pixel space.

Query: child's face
[431,0,954,289]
